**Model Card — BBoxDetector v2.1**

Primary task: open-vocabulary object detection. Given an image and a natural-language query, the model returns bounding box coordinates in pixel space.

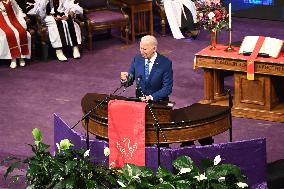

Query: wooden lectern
[81,93,232,144]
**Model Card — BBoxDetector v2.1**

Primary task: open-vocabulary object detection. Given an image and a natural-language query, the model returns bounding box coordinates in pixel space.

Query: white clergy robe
[163,0,198,39]
[28,0,83,48]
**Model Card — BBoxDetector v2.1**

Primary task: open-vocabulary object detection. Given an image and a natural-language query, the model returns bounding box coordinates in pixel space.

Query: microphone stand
[226,89,233,142]
[136,82,167,167]
[71,84,125,150]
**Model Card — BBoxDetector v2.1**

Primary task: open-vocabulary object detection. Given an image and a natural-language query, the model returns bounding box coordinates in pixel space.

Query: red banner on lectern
[108,100,146,168]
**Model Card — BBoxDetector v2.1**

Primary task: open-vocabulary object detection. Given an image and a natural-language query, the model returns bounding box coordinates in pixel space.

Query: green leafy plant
[116,155,248,189]
[1,128,118,189]
[2,128,249,189]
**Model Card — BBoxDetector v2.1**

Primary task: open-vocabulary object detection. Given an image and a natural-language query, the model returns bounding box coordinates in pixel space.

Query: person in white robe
[27,0,83,61]
[0,0,31,69]
[163,0,199,39]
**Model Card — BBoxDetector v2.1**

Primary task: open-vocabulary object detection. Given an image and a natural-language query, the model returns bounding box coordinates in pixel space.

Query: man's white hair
[140,35,158,47]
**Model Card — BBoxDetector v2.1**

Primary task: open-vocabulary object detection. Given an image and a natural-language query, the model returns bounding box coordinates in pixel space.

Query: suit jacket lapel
[148,53,161,82]
[139,56,146,82]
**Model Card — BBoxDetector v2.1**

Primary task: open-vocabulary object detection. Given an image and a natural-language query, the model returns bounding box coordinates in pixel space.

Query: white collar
[147,52,157,63]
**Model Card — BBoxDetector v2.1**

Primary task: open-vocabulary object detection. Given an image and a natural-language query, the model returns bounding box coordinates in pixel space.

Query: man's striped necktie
[145,59,150,80]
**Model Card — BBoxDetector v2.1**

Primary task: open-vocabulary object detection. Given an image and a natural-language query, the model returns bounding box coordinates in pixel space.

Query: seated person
[163,0,200,39]
[27,0,82,61]
[0,0,31,69]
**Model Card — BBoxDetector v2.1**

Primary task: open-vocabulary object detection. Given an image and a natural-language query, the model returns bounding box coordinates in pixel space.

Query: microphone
[135,75,143,99]
[136,75,142,89]
[121,73,134,88]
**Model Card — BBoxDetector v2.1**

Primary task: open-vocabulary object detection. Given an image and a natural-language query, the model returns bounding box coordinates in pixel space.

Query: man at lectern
[120,35,173,102]
[120,35,213,147]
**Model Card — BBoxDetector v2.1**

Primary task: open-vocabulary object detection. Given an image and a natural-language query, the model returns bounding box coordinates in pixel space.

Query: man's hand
[140,96,152,102]
[120,72,128,81]
[61,15,68,20]
[54,15,68,20]
[54,16,60,21]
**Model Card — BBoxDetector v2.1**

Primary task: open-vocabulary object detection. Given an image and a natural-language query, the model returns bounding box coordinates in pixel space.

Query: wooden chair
[79,0,129,50]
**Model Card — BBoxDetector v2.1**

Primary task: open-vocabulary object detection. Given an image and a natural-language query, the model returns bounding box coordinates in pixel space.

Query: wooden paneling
[235,73,269,110]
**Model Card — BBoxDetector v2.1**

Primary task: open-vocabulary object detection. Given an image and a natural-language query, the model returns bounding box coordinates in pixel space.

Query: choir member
[0,0,31,68]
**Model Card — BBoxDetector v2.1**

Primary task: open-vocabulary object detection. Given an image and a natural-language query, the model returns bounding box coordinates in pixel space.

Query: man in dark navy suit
[121,35,173,102]
[121,35,213,147]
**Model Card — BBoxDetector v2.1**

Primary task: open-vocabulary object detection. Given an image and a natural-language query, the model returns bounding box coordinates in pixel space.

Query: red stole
[247,36,265,80]
[0,0,29,58]
[108,100,146,168]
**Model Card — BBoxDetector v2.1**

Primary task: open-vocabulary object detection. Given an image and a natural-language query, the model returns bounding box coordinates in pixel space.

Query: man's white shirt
[145,52,157,75]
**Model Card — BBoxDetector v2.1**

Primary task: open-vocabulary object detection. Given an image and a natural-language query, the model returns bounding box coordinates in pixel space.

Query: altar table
[195,45,284,122]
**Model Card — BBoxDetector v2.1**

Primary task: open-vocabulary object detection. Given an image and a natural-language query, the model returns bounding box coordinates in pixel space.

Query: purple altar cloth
[54,114,267,188]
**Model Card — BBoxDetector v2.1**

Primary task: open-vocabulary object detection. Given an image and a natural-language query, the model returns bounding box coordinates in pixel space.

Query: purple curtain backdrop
[54,113,267,188]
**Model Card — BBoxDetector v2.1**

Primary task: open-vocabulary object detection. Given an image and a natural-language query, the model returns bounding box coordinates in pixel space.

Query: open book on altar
[239,36,283,58]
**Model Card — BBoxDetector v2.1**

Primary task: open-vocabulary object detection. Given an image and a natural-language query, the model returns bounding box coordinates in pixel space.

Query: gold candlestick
[225,28,235,52]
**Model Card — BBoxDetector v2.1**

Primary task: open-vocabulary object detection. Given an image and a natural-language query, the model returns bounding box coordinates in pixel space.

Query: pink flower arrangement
[196,0,229,31]
[205,0,221,6]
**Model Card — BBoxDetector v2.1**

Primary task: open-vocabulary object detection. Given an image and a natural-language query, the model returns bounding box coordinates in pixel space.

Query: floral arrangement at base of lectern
[2,128,249,189]
[196,0,229,49]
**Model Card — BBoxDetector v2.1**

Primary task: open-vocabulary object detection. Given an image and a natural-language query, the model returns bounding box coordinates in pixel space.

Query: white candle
[229,3,232,29]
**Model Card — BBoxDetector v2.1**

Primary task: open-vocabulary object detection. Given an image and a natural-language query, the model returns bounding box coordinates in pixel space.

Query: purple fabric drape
[54,114,267,188]
[54,113,83,151]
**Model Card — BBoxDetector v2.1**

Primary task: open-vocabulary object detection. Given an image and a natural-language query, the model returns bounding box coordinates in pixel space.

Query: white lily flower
[117,180,126,187]
[199,173,207,181]
[214,155,222,165]
[208,12,215,20]
[127,164,133,177]
[179,168,191,174]
[104,147,110,157]
[236,182,248,188]
[84,149,90,158]
[218,177,225,182]
[194,173,207,182]
[132,175,141,183]
[56,143,60,152]
[159,178,163,183]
